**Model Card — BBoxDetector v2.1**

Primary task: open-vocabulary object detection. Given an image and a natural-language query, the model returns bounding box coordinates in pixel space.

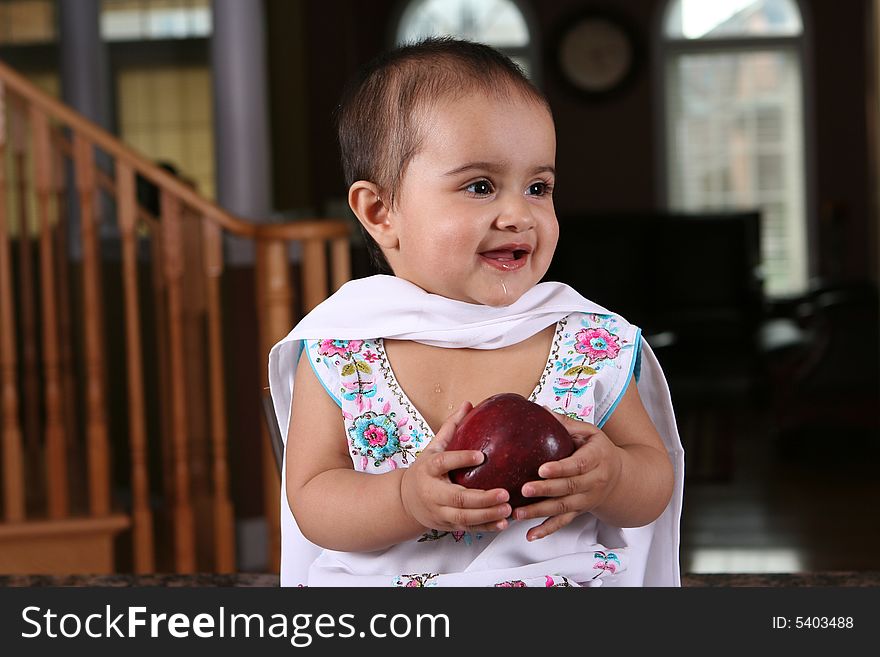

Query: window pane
[0,0,55,44]
[397,0,529,48]
[117,65,215,200]
[666,49,807,296]
[665,0,802,39]
[101,0,211,41]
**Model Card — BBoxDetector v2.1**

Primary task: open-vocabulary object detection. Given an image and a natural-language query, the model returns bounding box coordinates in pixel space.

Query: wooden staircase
[0,59,351,574]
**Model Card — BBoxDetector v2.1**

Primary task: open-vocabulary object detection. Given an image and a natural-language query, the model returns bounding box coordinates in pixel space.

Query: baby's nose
[495,199,535,231]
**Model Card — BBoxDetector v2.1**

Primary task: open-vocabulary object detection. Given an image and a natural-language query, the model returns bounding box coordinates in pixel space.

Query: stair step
[0,515,130,575]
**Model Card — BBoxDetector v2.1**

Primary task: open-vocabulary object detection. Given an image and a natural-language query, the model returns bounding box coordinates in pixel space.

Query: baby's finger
[525,511,578,541]
[520,473,596,504]
[536,449,597,479]
[468,517,510,534]
[542,405,603,439]
[439,500,512,531]
[513,492,584,522]
[425,449,485,477]
[437,484,509,510]
[423,401,473,453]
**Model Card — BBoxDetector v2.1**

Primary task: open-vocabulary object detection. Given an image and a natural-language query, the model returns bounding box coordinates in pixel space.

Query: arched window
[395,0,537,80]
[660,0,808,297]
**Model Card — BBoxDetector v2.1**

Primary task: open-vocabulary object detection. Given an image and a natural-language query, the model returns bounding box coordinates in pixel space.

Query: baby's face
[387,91,558,307]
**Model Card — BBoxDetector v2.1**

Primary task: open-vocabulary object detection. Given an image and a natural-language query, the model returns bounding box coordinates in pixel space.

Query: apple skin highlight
[446,393,575,508]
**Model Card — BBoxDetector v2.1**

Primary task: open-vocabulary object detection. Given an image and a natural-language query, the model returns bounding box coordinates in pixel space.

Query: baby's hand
[400,401,511,534]
[514,410,623,541]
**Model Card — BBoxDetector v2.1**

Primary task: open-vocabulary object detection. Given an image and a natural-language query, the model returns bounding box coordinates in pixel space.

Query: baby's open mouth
[479,246,532,271]
[480,248,530,261]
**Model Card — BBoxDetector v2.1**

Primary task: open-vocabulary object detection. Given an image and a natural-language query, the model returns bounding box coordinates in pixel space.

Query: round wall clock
[556,11,639,98]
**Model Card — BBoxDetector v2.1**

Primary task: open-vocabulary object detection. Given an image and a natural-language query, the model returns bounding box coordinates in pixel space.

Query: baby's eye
[465,180,494,196]
[526,181,553,197]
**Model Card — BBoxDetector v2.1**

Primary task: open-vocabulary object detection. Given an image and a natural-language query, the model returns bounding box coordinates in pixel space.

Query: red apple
[446,393,574,508]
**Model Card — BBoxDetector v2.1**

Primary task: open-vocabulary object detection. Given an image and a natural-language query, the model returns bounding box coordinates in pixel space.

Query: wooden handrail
[0,58,350,242]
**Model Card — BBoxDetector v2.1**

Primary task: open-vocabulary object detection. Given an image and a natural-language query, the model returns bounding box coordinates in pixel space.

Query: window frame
[652,0,817,299]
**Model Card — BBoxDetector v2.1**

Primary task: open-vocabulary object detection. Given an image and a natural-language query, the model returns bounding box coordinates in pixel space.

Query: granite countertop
[2,572,879,587]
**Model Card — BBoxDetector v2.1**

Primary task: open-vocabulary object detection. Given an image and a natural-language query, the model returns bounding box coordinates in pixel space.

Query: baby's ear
[348,181,398,249]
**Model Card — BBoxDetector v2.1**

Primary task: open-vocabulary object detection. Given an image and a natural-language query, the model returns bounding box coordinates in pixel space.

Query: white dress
[268,276,684,587]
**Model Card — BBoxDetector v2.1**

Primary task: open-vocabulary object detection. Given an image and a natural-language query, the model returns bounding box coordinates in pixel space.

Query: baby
[268,37,684,587]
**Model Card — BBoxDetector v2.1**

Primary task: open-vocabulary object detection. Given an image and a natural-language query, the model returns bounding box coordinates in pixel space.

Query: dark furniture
[261,390,284,476]
[546,211,767,480]
[765,279,880,449]
[547,210,764,349]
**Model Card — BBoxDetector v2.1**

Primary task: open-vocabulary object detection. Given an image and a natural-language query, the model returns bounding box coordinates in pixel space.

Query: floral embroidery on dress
[310,338,428,470]
[545,315,636,417]
[549,404,594,422]
[347,411,420,468]
[574,327,620,363]
[493,575,574,587]
[318,339,363,359]
[544,575,575,587]
[316,338,377,410]
[418,529,484,545]
[393,573,439,587]
[592,550,621,577]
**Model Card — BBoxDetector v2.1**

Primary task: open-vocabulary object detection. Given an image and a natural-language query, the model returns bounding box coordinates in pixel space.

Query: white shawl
[268,275,684,586]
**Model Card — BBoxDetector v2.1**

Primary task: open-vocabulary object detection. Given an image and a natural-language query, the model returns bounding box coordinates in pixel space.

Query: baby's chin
[404,275,528,307]
[471,282,528,308]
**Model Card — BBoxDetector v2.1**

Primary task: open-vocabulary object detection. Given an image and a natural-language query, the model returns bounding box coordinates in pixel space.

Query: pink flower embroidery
[592,550,621,577]
[364,424,388,447]
[574,328,620,363]
[318,339,364,358]
[578,405,594,419]
[394,573,438,587]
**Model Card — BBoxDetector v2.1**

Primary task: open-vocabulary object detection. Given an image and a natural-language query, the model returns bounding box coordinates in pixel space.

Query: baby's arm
[515,380,674,540]
[285,350,511,552]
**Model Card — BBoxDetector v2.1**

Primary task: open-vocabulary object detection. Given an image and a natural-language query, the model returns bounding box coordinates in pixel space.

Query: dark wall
[266,0,875,283]
[807,0,872,281]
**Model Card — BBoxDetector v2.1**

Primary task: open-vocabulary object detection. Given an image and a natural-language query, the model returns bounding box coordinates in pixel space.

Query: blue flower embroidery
[349,412,400,464]
[555,357,574,373]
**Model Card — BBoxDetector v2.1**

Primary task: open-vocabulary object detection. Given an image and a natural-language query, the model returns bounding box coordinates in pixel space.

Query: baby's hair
[336,36,551,274]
